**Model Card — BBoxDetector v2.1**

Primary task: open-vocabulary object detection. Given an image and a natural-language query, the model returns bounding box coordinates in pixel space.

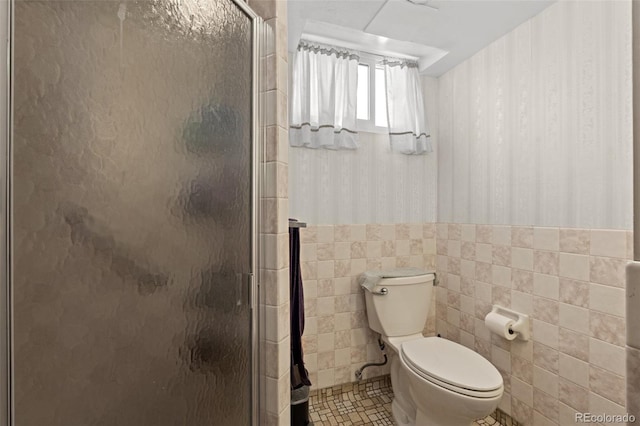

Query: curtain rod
[300,35,420,63]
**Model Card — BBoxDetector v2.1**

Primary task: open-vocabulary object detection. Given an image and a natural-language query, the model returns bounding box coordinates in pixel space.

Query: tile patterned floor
[308,376,519,426]
[309,377,394,426]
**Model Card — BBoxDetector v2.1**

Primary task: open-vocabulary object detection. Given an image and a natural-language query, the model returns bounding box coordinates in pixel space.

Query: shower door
[11,0,259,424]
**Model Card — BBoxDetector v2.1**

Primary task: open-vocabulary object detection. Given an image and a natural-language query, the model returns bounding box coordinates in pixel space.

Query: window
[356,55,388,133]
[375,67,388,128]
[356,64,369,121]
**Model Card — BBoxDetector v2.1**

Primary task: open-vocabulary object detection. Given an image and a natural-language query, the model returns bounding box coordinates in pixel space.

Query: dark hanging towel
[290,224,311,389]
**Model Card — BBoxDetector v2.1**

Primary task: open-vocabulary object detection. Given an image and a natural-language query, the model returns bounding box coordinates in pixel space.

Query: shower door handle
[247,273,256,310]
[236,272,256,308]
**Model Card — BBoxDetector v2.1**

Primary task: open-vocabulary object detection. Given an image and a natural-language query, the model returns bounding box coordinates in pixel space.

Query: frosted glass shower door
[12,0,258,424]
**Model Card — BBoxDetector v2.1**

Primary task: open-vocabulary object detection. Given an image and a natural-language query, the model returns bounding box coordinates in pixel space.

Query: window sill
[356,120,388,135]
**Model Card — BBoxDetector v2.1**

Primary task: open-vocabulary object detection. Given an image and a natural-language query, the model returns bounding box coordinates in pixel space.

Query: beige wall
[248,0,290,425]
[435,2,633,424]
[437,1,632,230]
[299,223,437,389]
[435,224,630,425]
[286,1,634,424]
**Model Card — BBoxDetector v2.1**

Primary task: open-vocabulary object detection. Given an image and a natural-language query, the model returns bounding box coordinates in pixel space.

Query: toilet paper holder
[490,305,530,341]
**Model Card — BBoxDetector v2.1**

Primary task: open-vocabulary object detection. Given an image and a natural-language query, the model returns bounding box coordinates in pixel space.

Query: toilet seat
[400,337,503,399]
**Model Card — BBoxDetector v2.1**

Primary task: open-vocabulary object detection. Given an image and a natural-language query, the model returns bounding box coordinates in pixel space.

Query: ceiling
[288,0,555,76]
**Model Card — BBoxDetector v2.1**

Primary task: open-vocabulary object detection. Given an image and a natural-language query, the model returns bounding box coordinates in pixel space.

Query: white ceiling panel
[365,0,554,75]
[288,0,554,76]
[288,0,387,53]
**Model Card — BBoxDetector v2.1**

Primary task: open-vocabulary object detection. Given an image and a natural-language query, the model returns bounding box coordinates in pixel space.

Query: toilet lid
[401,337,503,396]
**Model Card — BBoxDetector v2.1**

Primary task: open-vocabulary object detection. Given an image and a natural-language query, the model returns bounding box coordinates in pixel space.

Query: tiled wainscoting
[435,223,631,425]
[300,222,631,426]
[627,346,640,419]
[298,223,437,389]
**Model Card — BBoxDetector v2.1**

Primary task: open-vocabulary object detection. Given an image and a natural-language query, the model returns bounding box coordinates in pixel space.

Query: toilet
[361,271,504,426]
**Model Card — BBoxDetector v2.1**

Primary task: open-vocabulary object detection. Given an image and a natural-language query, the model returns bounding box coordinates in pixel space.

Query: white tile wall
[252,0,290,424]
[299,223,437,389]
[436,223,630,425]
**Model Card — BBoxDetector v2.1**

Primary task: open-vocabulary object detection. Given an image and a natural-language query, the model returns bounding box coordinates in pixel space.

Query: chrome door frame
[629,0,639,420]
[3,0,11,424]
[236,2,264,425]
[235,2,263,425]
[0,0,263,424]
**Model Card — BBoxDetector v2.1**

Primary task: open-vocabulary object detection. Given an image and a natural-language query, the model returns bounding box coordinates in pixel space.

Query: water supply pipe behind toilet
[354,337,388,381]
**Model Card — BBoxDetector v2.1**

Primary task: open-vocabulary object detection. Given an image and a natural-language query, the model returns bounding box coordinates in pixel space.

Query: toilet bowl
[360,270,504,426]
[400,337,503,426]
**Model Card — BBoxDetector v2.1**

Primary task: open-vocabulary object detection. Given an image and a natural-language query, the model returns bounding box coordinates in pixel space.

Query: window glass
[375,67,388,128]
[357,64,369,120]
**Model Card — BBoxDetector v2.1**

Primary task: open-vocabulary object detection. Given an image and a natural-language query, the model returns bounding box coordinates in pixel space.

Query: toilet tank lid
[359,268,434,292]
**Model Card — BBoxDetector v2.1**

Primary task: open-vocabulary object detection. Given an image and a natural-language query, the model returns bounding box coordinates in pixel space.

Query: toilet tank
[362,273,435,338]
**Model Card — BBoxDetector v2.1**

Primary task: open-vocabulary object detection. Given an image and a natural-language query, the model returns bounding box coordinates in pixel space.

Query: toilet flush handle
[372,287,388,296]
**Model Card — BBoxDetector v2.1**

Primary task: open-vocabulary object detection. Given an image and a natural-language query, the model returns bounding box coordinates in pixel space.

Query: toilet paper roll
[484,311,517,341]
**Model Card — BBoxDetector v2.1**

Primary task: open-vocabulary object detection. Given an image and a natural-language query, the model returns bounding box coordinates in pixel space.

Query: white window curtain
[290,41,359,150]
[383,59,432,155]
